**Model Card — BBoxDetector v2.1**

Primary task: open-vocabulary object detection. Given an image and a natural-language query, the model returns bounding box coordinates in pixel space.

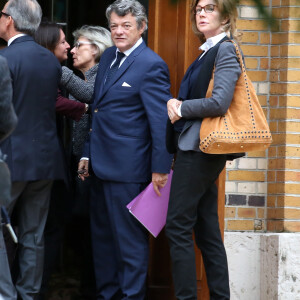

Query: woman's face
[54,29,70,63]
[70,36,97,73]
[195,0,226,39]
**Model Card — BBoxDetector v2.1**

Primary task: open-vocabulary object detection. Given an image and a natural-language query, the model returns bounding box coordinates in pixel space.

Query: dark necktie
[105,51,125,84]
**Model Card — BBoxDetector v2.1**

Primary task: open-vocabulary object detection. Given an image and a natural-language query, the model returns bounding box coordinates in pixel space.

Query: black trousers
[165,150,229,300]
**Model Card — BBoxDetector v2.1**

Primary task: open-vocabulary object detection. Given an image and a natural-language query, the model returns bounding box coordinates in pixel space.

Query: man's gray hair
[6,0,42,36]
[73,25,113,63]
[106,0,148,32]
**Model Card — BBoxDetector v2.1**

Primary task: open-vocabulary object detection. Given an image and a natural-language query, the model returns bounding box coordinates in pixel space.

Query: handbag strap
[206,39,246,98]
[226,40,246,75]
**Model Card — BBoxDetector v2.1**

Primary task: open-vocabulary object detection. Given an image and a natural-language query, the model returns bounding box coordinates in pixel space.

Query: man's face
[109,12,145,52]
[0,2,10,40]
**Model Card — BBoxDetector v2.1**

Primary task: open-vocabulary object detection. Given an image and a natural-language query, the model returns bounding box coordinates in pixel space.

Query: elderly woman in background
[61,26,112,300]
[60,25,113,252]
[60,27,112,299]
[165,0,242,299]
[61,25,113,167]
[34,23,112,300]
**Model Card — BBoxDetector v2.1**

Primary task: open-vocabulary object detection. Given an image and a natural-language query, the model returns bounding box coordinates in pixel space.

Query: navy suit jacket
[0,35,65,181]
[0,55,17,143]
[84,41,172,183]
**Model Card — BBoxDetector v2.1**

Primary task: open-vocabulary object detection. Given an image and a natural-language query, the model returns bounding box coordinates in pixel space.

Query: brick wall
[224,0,300,232]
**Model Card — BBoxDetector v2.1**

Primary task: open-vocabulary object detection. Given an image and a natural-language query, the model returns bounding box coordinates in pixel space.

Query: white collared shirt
[198,32,227,60]
[177,32,227,116]
[8,34,26,46]
[111,37,143,68]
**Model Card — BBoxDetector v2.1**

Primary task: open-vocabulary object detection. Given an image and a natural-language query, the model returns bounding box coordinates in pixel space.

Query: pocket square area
[122,82,131,87]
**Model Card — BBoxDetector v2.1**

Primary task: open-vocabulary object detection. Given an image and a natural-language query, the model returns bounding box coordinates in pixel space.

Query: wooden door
[146,0,226,299]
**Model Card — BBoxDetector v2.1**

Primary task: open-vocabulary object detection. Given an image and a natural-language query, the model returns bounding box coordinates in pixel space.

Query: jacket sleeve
[60,66,94,103]
[0,56,17,143]
[56,90,86,121]
[181,42,241,118]
[140,60,173,174]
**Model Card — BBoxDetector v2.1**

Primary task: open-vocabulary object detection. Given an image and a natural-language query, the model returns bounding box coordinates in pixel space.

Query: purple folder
[126,170,173,238]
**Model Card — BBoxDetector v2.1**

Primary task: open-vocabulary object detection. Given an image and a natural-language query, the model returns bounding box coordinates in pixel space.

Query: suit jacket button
[90,128,92,132]
[94,108,98,113]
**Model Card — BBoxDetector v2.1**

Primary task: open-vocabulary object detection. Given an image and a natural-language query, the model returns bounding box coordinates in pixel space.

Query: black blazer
[166,37,244,160]
[166,37,228,154]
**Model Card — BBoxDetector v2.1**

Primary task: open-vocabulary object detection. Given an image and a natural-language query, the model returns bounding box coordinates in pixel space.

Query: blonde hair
[190,0,239,43]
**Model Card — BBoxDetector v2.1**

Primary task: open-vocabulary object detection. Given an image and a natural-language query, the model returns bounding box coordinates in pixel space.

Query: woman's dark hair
[34,21,62,52]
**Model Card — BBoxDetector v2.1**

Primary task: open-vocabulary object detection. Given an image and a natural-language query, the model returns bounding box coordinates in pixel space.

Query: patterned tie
[105,51,125,84]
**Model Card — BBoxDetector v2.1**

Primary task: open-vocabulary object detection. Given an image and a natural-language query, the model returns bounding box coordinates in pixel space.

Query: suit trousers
[90,176,149,300]
[165,150,229,300]
[0,211,17,300]
[0,159,17,299]
[7,180,53,300]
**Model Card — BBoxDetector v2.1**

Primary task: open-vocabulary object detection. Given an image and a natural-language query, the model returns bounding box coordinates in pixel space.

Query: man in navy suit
[0,0,64,299]
[78,0,172,298]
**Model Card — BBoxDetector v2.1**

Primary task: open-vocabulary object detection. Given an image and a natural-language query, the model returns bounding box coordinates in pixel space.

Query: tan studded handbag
[199,40,272,154]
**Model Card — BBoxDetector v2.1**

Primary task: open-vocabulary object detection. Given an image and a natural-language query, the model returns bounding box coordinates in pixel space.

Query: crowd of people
[0,0,242,299]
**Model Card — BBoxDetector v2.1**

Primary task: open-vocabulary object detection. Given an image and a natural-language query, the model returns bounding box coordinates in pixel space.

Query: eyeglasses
[74,41,93,49]
[0,11,11,18]
[194,4,217,15]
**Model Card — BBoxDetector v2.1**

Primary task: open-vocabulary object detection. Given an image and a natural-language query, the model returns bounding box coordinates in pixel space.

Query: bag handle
[226,40,246,75]
[206,39,246,98]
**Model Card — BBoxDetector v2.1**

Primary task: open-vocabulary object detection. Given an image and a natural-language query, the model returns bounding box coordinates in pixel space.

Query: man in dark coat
[0,54,18,300]
[0,1,64,299]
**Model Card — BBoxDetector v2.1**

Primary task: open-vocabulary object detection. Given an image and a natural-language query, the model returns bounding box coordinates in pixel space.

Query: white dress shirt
[111,37,143,68]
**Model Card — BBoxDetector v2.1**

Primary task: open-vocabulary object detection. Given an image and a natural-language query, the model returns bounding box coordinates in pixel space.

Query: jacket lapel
[99,42,146,100]
[182,36,230,131]
[190,36,230,99]
[178,56,201,100]
[94,49,116,104]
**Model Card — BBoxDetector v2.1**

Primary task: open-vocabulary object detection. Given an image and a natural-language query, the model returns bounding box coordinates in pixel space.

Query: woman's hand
[78,159,89,181]
[167,98,182,124]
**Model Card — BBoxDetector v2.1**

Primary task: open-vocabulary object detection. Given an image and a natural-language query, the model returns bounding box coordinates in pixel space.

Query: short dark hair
[34,21,62,53]
[106,0,148,32]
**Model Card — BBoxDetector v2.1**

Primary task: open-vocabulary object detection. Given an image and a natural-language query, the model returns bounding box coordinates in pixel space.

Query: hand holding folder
[127,170,173,238]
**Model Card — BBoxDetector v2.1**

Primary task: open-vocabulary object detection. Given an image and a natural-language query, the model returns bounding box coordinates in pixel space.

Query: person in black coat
[0,1,65,298]
[0,54,18,300]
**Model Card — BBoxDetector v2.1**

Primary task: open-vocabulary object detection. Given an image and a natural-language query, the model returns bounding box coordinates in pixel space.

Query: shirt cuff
[80,157,89,161]
[177,104,182,117]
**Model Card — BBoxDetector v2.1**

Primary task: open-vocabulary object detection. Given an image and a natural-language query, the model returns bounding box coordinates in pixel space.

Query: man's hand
[78,159,89,181]
[152,173,168,196]
[167,98,182,124]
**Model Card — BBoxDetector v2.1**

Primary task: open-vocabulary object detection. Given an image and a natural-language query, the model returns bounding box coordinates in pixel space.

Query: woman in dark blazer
[165,0,242,299]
